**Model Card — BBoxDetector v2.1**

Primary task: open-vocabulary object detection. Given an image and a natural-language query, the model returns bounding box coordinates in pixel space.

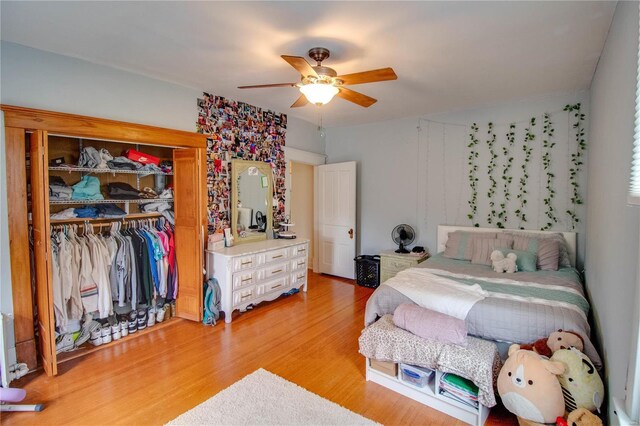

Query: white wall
[326,91,589,264]
[585,0,639,418]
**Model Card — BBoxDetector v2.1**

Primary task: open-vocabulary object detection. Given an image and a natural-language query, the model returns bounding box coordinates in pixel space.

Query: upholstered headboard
[436,225,577,267]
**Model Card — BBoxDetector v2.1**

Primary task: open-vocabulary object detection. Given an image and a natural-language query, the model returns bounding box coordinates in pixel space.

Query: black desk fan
[392,224,415,253]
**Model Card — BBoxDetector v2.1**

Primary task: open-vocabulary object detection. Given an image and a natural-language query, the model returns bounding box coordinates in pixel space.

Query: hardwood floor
[4,272,518,425]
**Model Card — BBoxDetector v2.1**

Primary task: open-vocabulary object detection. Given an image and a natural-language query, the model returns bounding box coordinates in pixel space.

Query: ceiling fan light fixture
[299,83,339,105]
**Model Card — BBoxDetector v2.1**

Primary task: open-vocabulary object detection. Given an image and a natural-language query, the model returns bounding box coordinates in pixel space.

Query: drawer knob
[271,269,283,274]
[273,254,283,259]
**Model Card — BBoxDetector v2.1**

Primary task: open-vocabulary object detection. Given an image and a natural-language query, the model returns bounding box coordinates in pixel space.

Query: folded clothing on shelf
[159,188,173,199]
[108,156,142,170]
[96,204,127,218]
[51,208,77,220]
[72,176,104,200]
[50,175,73,200]
[139,187,158,199]
[107,182,140,200]
[78,147,113,169]
[74,206,99,219]
[140,201,172,213]
[139,163,162,173]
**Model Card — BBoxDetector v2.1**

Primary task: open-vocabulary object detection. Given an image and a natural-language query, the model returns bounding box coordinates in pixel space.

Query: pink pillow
[393,303,468,346]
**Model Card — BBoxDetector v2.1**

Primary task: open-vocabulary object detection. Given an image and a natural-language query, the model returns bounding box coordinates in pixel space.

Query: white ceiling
[0,1,615,127]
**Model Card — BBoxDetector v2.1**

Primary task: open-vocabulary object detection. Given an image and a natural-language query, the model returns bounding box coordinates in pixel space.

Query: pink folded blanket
[393,303,468,346]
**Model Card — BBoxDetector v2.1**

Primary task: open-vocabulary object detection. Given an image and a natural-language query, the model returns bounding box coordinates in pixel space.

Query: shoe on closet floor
[90,327,103,346]
[101,323,112,344]
[120,320,128,337]
[156,305,165,323]
[128,310,138,334]
[170,301,176,317]
[137,308,148,331]
[112,323,121,341]
[55,333,75,353]
[75,320,101,348]
[147,307,156,327]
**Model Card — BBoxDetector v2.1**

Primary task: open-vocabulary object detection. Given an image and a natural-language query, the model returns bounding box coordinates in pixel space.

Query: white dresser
[206,239,309,323]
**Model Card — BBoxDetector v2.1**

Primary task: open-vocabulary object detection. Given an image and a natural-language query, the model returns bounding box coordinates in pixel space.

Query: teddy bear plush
[497,344,566,424]
[491,250,517,273]
[565,408,603,426]
[551,348,604,414]
[520,330,585,358]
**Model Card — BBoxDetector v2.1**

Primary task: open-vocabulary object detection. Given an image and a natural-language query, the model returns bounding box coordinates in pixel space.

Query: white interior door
[316,161,356,279]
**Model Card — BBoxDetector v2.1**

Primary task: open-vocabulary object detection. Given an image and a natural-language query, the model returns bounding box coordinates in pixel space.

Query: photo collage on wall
[197,93,287,234]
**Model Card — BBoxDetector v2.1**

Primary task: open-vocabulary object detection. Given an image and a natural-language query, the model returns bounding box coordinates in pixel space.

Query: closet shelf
[49,212,162,224]
[49,198,174,205]
[49,166,173,176]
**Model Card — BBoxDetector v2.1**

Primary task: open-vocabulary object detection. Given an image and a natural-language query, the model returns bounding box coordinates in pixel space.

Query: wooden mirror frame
[231,159,273,244]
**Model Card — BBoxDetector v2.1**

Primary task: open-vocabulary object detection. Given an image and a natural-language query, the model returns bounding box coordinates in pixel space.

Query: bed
[364,225,601,369]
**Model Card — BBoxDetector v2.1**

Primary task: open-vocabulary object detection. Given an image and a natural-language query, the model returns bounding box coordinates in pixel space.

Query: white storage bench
[359,315,502,426]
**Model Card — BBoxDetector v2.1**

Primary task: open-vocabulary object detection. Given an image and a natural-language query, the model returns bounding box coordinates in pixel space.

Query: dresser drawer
[257,262,289,280]
[257,276,289,296]
[233,286,256,306]
[291,270,307,287]
[232,270,256,289]
[265,248,289,264]
[291,243,308,257]
[291,257,307,271]
[232,255,256,272]
[381,257,414,272]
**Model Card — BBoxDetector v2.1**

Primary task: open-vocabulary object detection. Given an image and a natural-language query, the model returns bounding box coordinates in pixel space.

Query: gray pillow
[443,231,497,261]
[506,231,570,267]
[471,238,513,265]
[510,234,561,271]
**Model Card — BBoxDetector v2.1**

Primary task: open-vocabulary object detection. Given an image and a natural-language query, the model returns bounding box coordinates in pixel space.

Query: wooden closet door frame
[4,127,38,370]
[29,130,57,376]
[173,147,206,321]
[2,105,207,376]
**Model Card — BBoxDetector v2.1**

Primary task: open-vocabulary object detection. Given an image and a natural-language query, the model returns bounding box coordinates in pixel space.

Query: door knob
[348,228,354,239]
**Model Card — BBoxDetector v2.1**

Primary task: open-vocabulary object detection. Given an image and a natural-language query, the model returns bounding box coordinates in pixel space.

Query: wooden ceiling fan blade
[337,68,397,86]
[336,88,377,108]
[237,83,297,89]
[281,55,318,78]
[290,95,309,108]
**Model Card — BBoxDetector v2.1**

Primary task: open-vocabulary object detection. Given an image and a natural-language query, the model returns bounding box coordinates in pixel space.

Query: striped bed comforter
[365,254,601,368]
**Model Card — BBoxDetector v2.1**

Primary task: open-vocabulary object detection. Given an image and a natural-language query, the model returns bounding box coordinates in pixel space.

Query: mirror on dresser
[231,159,273,243]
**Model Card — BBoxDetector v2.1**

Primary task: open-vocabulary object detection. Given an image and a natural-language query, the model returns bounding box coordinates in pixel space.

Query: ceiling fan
[238,47,397,108]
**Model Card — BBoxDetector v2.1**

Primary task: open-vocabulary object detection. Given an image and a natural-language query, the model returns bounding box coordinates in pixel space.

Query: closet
[2,106,207,376]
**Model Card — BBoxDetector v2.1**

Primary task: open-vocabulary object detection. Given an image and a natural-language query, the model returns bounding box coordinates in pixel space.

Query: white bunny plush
[491,250,517,273]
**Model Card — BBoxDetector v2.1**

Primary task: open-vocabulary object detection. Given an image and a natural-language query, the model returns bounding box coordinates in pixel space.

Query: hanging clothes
[49,219,178,329]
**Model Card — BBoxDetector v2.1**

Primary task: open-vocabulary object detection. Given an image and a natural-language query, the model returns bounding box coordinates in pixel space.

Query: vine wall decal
[515,117,536,228]
[467,123,480,227]
[497,123,516,229]
[486,122,498,225]
[564,103,586,230]
[541,113,558,231]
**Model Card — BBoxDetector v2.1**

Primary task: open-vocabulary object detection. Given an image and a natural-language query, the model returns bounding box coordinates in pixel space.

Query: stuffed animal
[498,344,566,424]
[565,408,603,426]
[550,348,604,413]
[491,250,517,273]
[521,330,585,358]
[547,330,585,354]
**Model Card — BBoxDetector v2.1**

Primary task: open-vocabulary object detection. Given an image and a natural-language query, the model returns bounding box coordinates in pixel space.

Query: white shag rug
[166,368,380,426]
